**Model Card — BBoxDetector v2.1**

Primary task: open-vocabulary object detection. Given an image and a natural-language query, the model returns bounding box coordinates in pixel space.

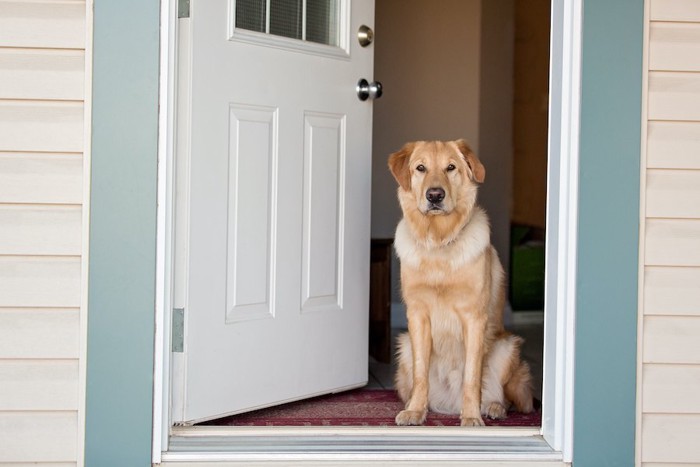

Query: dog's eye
[416,164,426,172]
[446,164,456,172]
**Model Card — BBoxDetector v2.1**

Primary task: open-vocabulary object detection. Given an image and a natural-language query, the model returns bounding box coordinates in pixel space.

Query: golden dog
[389,140,533,426]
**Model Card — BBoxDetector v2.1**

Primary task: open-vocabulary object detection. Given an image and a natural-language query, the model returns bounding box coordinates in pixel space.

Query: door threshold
[165,426,561,463]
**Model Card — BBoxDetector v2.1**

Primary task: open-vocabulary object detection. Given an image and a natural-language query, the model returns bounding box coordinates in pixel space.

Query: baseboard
[391,302,543,328]
[510,310,545,326]
[390,302,407,329]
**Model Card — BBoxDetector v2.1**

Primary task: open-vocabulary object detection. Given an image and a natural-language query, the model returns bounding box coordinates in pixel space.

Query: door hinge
[172,308,185,353]
[178,0,190,18]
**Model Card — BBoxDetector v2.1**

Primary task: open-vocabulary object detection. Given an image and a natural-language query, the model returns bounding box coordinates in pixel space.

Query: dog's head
[388,139,485,217]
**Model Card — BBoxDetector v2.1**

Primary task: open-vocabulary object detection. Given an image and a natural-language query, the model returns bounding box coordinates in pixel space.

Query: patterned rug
[200,388,541,427]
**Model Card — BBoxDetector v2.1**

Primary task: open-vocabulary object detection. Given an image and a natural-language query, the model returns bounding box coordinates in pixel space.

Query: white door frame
[152,0,582,463]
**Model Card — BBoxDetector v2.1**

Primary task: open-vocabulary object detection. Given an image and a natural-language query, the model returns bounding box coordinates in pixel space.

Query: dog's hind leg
[480,335,512,419]
[504,359,534,414]
[480,334,533,419]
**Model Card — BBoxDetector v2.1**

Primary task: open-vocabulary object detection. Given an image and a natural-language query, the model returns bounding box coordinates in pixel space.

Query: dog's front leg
[459,312,487,426]
[396,309,431,426]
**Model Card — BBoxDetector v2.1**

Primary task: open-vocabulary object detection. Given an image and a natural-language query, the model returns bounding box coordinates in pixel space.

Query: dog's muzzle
[426,187,445,211]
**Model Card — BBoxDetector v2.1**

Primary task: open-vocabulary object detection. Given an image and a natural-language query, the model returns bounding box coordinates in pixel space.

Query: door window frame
[152,0,582,463]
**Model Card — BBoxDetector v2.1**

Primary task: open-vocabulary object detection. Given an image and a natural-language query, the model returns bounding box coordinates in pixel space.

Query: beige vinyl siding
[639,1,700,465]
[0,1,85,49]
[643,267,700,315]
[0,0,86,465]
[0,153,83,204]
[647,121,700,169]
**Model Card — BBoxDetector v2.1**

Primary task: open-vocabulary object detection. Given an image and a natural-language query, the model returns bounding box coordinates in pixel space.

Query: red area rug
[201,389,541,427]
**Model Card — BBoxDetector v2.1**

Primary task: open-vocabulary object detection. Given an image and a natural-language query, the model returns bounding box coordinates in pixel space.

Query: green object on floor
[510,225,545,311]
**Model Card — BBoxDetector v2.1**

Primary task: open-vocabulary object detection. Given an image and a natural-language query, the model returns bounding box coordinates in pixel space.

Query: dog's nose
[426,187,445,204]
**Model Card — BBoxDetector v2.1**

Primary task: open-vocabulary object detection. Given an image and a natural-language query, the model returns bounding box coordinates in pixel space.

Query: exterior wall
[638,0,700,465]
[0,0,88,464]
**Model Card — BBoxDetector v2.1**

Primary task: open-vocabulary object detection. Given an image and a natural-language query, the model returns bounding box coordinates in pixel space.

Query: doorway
[156,0,580,460]
[368,0,550,405]
[185,0,551,427]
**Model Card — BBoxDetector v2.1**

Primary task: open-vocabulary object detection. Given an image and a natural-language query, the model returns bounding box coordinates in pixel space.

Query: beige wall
[371,0,483,240]
[638,0,700,465]
[371,0,515,278]
[477,0,515,270]
[0,0,88,464]
[511,0,550,229]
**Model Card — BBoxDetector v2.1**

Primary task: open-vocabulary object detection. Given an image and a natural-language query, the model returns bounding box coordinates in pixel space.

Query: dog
[388,139,533,426]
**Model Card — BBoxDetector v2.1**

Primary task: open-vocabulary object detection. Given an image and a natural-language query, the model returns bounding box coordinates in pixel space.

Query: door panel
[226,104,276,322]
[302,112,344,311]
[175,0,375,423]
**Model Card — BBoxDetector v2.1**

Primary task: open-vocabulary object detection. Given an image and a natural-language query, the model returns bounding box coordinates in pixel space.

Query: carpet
[200,389,541,427]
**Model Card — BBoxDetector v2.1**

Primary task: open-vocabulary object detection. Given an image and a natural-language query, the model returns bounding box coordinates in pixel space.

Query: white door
[173,0,376,423]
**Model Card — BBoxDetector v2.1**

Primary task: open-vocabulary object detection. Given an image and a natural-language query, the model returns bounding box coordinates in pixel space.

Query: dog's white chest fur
[394,207,491,273]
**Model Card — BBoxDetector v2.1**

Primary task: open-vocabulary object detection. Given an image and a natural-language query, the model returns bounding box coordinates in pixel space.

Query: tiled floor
[367,321,544,401]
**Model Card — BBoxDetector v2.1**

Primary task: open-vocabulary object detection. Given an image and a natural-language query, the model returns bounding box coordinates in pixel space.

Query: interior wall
[371,0,515,276]
[512,0,550,229]
[477,0,515,274]
[371,0,483,240]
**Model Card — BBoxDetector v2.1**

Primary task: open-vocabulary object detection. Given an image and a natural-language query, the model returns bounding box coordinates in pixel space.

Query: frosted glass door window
[235,0,340,46]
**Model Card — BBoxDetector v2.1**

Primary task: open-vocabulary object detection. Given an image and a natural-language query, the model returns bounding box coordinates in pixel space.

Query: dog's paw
[483,402,507,420]
[460,416,485,427]
[395,410,427,426]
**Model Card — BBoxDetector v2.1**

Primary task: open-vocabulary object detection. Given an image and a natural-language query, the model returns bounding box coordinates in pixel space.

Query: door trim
[152,0,178,459]
[154,0,580,463]
[540,0,582,459]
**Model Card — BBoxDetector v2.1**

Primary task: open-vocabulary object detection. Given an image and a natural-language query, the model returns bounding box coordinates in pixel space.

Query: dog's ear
[388,142,415,191]
[454,139,485,184]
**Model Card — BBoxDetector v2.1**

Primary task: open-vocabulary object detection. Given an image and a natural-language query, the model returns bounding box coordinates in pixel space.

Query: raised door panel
[301,112,345,311]
[226,104,277,322]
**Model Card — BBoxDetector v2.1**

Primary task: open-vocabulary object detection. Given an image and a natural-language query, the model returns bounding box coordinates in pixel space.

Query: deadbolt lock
[358,25,374,47]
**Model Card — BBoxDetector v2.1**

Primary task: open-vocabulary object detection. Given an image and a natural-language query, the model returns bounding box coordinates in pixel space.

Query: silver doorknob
[357,79,383,101]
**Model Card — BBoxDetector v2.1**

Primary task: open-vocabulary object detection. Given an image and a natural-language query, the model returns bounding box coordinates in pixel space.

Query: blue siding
[85,0,160,465]
[574,0,643,466]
